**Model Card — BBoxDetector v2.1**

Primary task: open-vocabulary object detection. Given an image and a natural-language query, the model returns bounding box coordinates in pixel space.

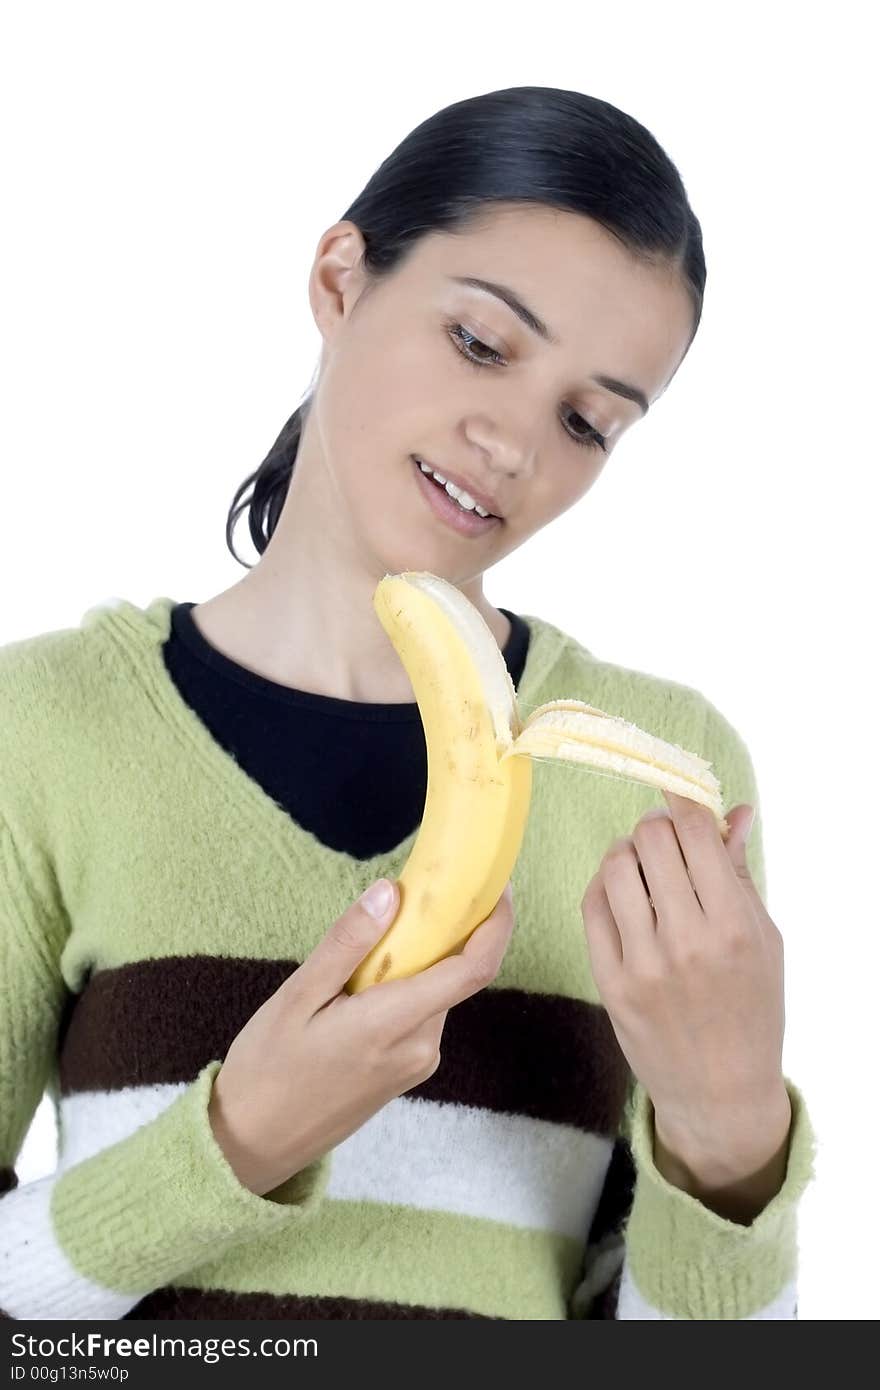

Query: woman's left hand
[581,790,791,1177]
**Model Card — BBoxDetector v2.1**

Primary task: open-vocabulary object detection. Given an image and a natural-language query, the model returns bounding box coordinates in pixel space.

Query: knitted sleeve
[569,696,817,1319]
[0,815,330,1321]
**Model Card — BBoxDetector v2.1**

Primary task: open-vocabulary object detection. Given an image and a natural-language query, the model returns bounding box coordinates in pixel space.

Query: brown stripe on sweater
[57,956,630,1134]
[586,1137,636,1244]
[123,1287,504,1319]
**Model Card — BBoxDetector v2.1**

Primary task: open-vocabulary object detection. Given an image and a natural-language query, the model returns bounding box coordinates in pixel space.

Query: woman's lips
[411,457,502,537]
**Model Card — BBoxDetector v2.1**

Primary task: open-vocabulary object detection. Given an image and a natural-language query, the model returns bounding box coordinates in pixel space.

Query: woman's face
[302,202,697,585]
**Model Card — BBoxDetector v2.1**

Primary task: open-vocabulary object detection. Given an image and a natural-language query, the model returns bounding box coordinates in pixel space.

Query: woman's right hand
[207,878,515,1196]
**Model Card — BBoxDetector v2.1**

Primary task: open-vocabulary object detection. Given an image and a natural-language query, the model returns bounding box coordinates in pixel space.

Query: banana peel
[345,571,728,993]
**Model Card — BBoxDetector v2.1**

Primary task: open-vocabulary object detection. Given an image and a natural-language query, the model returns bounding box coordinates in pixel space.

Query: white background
[1,0,876,1320]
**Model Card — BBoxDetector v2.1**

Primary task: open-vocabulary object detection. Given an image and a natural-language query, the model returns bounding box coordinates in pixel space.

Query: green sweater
[0,595,816,1320]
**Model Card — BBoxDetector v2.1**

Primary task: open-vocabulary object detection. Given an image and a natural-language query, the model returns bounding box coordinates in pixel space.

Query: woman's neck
[191,493,509,704]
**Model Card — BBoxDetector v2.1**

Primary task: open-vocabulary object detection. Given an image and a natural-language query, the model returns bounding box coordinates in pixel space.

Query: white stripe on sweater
[57,1082,612,1240]
[0,1083,194,1319]
[0,1175,139,1320]
[324,1093,612,1239]
[616,1259,798,1319]
[56,1081,186,1172]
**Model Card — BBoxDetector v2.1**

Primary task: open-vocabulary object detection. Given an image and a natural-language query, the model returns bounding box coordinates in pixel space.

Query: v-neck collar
[85,594,572,894]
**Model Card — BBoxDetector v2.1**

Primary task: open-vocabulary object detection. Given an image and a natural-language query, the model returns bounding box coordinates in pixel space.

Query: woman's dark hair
[226,86,706,567]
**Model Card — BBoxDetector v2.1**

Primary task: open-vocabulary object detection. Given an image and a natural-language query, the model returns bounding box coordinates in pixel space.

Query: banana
[344,571,728,994]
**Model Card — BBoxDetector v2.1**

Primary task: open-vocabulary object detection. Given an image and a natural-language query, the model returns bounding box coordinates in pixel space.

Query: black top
[161,602,530,859]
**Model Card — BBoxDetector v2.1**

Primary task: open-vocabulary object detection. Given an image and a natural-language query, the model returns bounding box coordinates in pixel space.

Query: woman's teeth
[416,459,492,517]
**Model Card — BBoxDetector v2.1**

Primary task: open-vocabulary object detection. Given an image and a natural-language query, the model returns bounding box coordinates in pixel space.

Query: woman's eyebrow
[446,273,649,417]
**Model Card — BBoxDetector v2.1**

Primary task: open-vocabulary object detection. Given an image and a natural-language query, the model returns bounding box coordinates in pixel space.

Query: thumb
[724,803,757,879]
[294,878,400,1008]
[358,878,399,922]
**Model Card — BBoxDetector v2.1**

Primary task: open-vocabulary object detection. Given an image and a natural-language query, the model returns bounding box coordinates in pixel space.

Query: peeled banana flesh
[344,571,728,994]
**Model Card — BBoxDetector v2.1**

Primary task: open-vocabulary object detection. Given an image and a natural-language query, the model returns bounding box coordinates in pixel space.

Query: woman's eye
[445,321,608,454]
[565,411,607,452]
[447,322,504,365]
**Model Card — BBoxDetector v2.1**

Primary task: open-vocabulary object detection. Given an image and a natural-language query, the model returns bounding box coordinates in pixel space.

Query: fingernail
[361,879,393,919]
[745,807,756,840]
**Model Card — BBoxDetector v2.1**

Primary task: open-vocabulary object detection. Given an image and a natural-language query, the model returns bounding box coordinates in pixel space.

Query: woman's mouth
[410,456,502,538]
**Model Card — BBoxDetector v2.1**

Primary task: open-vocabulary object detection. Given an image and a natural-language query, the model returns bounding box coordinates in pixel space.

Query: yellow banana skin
[345,575,532,994]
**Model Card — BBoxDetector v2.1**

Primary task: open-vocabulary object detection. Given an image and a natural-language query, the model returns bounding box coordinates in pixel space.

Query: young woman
[0,86,814,1322]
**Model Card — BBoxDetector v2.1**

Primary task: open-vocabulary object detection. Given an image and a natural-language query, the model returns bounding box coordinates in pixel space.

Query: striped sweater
[0,594,816,1320]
